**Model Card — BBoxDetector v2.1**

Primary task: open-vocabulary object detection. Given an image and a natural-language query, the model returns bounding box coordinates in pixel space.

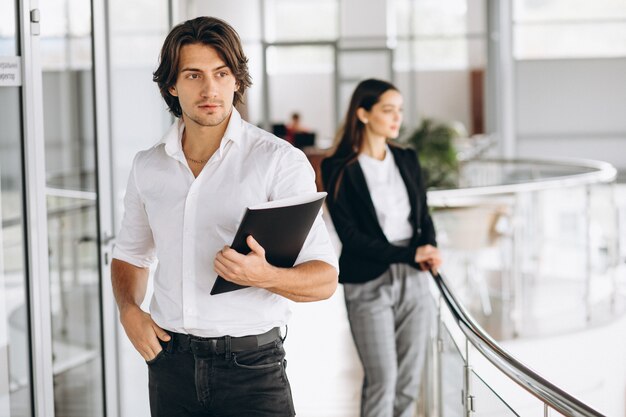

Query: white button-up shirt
[112,109,338,337]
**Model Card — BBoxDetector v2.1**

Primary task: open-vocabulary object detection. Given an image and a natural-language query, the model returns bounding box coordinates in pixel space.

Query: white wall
[515,58,626,169]
[415,70,472,132]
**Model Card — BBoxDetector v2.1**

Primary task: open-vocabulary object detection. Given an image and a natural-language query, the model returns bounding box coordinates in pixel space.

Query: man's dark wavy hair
[153,16,252,117]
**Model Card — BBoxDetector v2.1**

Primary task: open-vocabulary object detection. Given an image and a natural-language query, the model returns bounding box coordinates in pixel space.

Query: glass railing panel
[431,178,623,341]
[46,194,103,417]
[440,325,465,417]
[471,370,519,416]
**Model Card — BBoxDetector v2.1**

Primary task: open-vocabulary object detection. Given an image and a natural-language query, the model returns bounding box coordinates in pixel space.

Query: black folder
[210,192,327,295]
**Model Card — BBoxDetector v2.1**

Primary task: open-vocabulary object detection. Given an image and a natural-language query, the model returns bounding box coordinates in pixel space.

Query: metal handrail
[428,157,616,207]
[430,270,605,417]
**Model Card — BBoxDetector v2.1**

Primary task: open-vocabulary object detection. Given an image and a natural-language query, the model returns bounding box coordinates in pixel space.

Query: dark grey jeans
[147,333,295,416]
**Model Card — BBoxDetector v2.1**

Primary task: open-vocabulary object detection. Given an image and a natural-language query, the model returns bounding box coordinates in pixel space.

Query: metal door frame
[19,0,55,415]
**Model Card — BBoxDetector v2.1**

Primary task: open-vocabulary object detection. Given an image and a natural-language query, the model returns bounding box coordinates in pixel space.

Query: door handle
[101,232,115,246]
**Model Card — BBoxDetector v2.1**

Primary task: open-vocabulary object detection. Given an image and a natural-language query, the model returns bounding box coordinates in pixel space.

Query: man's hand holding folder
[210,191,327,295]
[214,235,276,289]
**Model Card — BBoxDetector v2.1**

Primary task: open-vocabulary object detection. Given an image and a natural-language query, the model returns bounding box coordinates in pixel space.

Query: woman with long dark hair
[321,79,442,417]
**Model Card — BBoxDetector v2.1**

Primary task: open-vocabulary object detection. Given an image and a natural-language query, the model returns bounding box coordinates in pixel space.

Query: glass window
[394,39,412,71]
[267,45,336,148]
[514,0,626,22]
[264,0,338,42]
[411,37,485,70]
[40,0,105,415]
[339,50,390,80]
[513,0,626,59]
[39,0,92,70]
[108,0,169,68]
[108,0,168,33]
[398,0,487,70]
[514,22,626,59]
[267,45,334,74]
[396,0,412,37]
[413,0,469,36]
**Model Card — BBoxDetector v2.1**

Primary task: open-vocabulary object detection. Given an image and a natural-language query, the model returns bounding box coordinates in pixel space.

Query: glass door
[39,0,106,415]
[3,0,115,415]
[0,0,33,416]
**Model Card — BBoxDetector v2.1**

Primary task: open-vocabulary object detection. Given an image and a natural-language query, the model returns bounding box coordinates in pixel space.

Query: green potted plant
[399,118,461,189]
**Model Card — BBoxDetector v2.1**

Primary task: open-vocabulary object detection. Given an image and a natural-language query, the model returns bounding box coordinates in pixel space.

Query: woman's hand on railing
[414,244,442,273]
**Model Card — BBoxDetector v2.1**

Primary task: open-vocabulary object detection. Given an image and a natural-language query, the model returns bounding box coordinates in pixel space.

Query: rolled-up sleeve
[269,147,339,272]
[112,155,156,268]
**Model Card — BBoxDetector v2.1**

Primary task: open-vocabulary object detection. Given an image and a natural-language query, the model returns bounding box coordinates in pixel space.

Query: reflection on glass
[471,370,520,416]
[40,0,104,415]
[0,85,32,417]
[440,327,464,417]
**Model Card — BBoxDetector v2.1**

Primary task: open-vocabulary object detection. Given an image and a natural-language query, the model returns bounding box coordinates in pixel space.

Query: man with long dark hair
[111,16,338,416]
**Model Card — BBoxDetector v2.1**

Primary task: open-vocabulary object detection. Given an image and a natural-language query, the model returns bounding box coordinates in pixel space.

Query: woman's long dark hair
[330,78,399,159]
[325,79,399,197]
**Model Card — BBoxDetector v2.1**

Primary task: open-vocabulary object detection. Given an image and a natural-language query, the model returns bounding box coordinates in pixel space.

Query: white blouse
[358,146,413,242]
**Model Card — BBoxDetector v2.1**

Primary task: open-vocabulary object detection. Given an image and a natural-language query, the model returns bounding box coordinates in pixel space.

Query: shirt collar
[161,107,244,159]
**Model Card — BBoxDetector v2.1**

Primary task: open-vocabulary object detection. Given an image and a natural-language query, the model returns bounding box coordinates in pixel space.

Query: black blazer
[321,145,437,284]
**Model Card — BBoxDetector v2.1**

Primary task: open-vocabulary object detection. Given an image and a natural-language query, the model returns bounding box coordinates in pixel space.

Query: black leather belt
[167,327,281,356]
